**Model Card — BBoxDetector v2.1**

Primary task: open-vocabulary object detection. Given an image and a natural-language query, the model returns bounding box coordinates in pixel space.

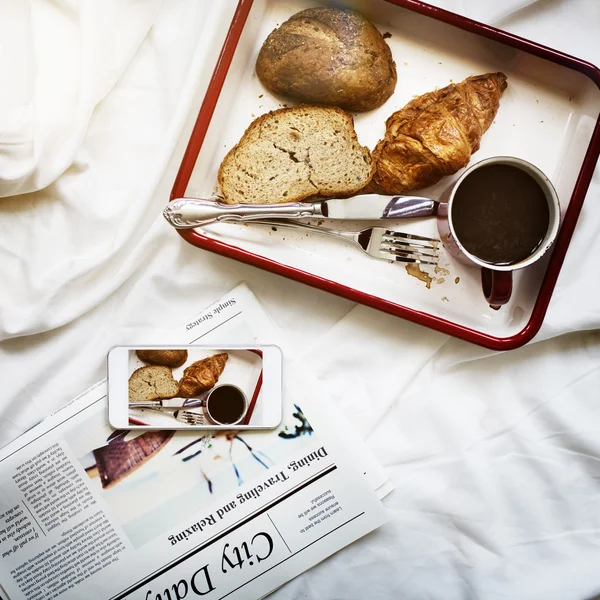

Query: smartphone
[108,345,282,430]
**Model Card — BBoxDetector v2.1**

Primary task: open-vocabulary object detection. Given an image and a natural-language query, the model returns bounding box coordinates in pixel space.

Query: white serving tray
[176,0,600,347]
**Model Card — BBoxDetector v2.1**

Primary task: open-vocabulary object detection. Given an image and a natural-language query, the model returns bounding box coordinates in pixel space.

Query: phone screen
[108,345,282,430]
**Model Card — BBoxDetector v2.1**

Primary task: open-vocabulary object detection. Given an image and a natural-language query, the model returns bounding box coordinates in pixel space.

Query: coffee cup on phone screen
[205,384,248,426]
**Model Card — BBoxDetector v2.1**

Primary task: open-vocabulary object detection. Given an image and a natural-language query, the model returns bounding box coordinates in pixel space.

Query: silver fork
[129,399,204,411]
[173,410,207,426]
[257,220,440,265]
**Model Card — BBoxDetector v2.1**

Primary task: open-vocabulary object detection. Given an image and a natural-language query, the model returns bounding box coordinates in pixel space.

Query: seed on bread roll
[256,8,397,112]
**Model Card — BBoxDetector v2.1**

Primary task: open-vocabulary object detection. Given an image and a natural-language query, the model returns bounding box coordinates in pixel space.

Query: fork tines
[381,230,440,265]
[175,410,206,426]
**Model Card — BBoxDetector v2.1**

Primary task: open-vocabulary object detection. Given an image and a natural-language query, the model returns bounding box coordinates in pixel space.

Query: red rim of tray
[243,348,263,424]
[170,0,600,351]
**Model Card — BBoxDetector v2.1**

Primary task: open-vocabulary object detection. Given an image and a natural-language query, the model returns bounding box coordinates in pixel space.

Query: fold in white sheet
[0,0,163,198]
[0,0,238,338]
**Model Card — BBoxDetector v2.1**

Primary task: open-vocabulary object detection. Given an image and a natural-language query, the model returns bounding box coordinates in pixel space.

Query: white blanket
[1,1,599,598]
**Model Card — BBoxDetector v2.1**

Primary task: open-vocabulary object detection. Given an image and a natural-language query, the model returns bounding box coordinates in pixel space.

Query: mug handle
[481,268,512,306]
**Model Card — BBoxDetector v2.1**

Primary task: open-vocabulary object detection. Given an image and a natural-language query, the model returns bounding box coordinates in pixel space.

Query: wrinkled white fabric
[1,0,600,598]
[0,0,164,198]
[0,0,238,338]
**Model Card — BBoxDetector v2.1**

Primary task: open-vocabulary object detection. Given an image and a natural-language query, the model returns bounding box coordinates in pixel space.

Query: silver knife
[164,195,440,229]
[129,399,204,410]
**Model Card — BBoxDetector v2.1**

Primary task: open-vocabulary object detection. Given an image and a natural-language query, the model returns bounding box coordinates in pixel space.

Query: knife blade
[321,194,439,219]
[164,195,439,228]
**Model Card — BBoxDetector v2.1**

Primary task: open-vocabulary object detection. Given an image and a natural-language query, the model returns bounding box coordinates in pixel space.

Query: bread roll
[256,8,397,112]
[136,349,188,368]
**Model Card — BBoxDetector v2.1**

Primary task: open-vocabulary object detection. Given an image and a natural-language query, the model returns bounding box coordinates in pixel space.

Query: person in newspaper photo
[65,400,316,548]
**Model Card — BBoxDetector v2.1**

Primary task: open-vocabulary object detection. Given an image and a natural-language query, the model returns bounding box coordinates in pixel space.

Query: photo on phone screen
[108,345,282,430]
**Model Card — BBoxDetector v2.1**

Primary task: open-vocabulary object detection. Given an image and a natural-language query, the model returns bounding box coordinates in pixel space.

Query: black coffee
[207,386,246,424]
[452,164,550,265]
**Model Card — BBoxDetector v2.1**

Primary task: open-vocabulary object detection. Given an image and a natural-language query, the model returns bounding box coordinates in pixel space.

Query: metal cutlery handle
[128,404,182,411]
[164,198,323,228]
[251,219,440,266]
[255,219,354,240]
[129,401,204,410]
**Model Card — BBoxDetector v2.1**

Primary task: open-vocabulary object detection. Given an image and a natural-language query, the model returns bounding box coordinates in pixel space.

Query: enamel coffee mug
[205,383,248,426]
[437,156,561,306]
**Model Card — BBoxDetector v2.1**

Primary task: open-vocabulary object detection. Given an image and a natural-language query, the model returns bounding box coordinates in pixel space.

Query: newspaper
[0,284,390,600]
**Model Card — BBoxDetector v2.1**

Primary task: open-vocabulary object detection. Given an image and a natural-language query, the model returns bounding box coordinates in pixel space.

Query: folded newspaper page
[0,285,389,600]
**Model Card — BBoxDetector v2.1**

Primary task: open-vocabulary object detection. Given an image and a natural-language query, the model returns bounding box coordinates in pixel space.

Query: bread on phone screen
[128,366,179,402]
[179,353,229,398]
[136,349,188,368]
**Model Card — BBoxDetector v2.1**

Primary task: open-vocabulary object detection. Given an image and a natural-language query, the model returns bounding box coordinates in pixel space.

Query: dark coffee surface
[452,164,550,265]
[207,386,245,424]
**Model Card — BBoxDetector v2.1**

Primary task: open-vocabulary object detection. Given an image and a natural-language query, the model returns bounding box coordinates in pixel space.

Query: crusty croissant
[178,353,228,398]
[370,72,508,193]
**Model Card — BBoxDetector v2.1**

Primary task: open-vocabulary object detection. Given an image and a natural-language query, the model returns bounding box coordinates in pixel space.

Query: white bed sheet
[1,0,599,598]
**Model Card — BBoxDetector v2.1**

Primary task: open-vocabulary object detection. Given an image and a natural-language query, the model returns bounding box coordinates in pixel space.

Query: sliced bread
[128,366,179,402]
[218,106,374,205]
